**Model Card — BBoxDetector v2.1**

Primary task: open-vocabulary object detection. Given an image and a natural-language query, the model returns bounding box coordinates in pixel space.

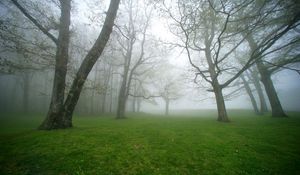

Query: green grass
[0,111,300,175]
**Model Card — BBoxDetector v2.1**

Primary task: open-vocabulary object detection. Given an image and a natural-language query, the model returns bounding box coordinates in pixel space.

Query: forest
[0,0,300,174]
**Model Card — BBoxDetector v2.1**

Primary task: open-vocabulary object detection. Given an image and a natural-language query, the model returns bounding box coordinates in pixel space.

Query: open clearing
[1,111,300,175]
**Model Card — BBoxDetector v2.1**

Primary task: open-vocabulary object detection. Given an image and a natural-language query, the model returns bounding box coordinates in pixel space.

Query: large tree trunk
[241,74,260,115]
[257,61,288,117]
[39,0,120,129]
[39,0,71,130]
[204,42,229,122]
[213,82,229,122]
[62,0,120,125]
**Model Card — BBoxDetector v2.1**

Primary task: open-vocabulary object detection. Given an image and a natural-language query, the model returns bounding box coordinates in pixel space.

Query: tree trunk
[116,91,127,118]
[39,0,120,129]
[39,0,71,130]
[116,76,128,118]
[245,34,287,118]
[116,53,130,118]
[116,34,134,119]
[257,61,288,117]
[241,74,260,115]
[62,0,120,124]
[250,69,268,113]
[204,41,229,122]
[165,99,169,115]
[213,82,229,122]
[109,72,113,113]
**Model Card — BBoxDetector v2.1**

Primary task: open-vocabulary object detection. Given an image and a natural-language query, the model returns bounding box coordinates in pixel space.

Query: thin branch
[10,0,58,45]
[128,93,161,99]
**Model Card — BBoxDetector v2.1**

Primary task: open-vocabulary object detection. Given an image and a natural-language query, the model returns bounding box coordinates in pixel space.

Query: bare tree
[114,0,154,119]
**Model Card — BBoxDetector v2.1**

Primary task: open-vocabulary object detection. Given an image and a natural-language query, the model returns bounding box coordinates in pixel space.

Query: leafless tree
[114,0,155,119]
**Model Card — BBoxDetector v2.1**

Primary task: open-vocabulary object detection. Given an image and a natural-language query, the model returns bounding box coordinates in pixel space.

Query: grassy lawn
[0,111,300,175]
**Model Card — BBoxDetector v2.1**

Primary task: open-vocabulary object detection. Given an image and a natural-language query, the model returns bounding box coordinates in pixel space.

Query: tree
[159,78,182,115]
[11,0,120,129]
[0,1,55,113]
[114,0,154,119]
[236,0,300,118]
[234,52,267,115]
[245,33,299,117]
[248,68,268,114]
[162,0,299,121]
[163,0,249,121]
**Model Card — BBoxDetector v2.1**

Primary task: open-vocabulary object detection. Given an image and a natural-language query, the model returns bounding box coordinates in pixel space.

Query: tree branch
[10,0,58,45]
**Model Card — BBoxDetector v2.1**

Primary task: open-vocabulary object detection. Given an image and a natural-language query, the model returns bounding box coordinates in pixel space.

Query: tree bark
[213,82,230,122]
[39,0,71,130]
[241,74,260,115]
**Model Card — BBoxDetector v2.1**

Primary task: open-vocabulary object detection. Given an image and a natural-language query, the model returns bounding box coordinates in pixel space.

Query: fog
[0,0,299,121]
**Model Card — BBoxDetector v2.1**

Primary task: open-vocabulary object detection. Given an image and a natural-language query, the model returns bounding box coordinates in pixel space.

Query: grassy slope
[0,111,300,175]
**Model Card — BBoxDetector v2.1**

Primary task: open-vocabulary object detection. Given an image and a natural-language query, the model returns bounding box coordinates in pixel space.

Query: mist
[1,0,300,174]
[1,0,300,119]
